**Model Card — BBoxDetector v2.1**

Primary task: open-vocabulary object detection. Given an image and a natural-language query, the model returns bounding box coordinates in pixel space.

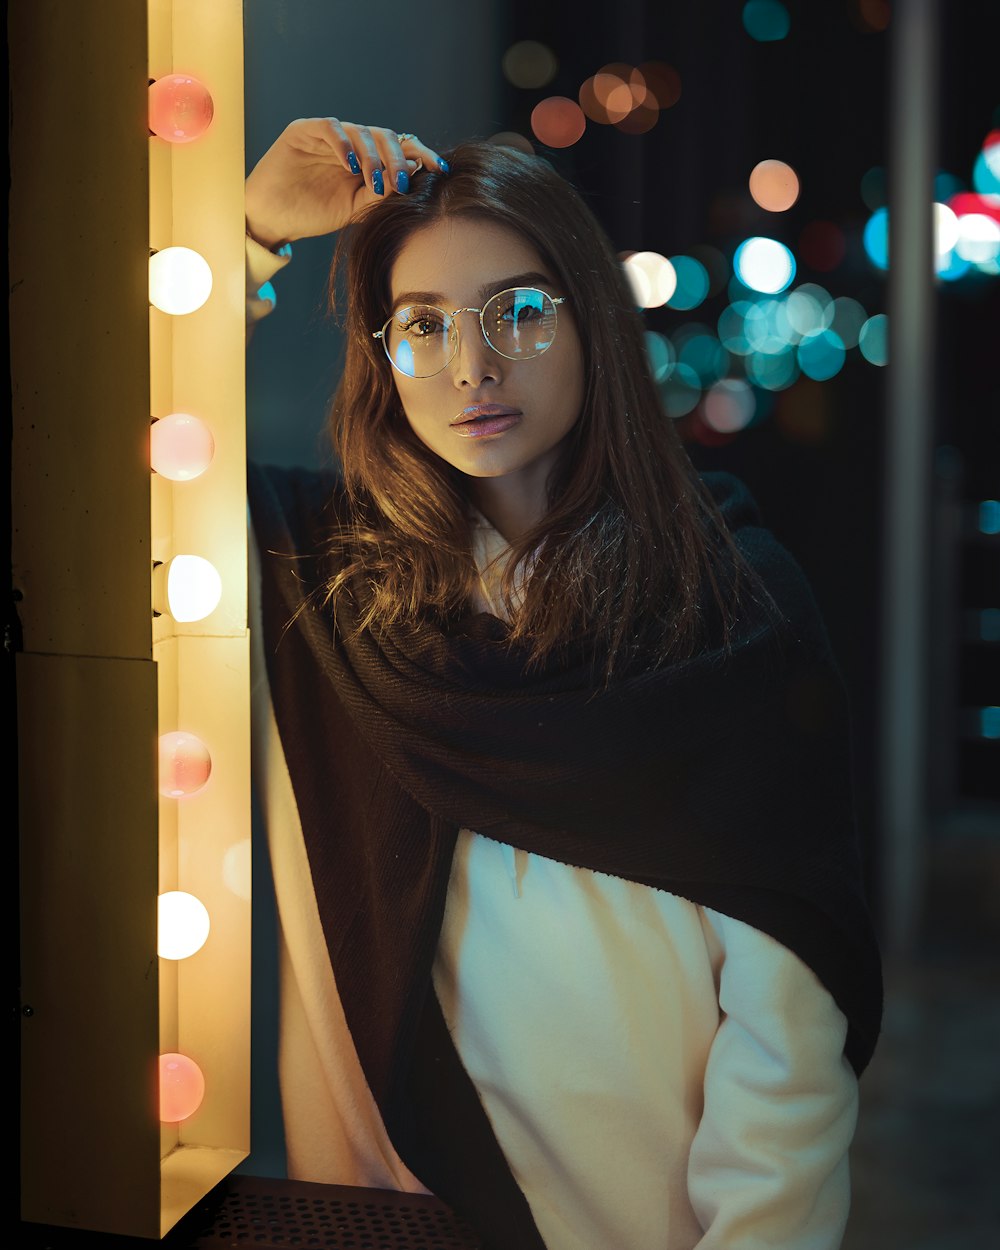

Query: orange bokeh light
[530,96,586,148]
[748,159,801,212]
[635,61,682,109]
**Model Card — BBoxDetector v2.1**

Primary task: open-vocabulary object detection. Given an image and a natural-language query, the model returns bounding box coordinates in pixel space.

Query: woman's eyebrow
[391,272,558,308]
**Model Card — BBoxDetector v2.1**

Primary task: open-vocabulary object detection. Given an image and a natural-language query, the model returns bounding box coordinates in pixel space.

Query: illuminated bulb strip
[159,1053,206,1123]
[148,74,215,143]
[152,555,222,621]
[158,730,212,798]
[158,891,211,959]
[149,246,213,315]
[150,413,216,481]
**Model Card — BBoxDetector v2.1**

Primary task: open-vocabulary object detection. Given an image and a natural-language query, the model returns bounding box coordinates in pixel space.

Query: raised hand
[244,117,446,250]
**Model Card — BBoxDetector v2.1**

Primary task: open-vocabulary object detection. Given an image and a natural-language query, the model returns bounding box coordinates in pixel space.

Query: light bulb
[152,554,222,621]
[158,730,212,798]
[159,1053,205,1123]
[158,891,211,959]
[149,247,213,315]
[148,74,214,144]
[150,413,215,481]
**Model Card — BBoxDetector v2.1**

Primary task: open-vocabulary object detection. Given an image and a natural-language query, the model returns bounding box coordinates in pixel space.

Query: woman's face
[386,216,585,498]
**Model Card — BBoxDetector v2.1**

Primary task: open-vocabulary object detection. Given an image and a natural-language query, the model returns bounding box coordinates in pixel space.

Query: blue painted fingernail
[372,168,384,196]
[437,158,450,173]
[347,150,361,175]
[396,170,410,194]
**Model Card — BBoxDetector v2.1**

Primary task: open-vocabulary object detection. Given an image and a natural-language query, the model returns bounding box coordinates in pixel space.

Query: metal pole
[880,0,939,954]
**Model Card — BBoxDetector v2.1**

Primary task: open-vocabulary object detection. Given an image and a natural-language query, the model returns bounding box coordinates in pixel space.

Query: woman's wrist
[245,218,289,253]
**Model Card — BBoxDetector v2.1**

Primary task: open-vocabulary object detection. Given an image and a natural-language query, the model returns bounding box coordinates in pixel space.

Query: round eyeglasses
[373,286,569,379]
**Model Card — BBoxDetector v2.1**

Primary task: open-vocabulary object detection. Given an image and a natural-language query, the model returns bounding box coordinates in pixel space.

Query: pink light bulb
[159,1052,205,1123]
[150,413,215,481]
[158,731,212,798]
[148,74,214,144]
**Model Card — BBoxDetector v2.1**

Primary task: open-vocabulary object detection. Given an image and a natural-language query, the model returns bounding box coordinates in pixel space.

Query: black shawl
[248,461,882,1248]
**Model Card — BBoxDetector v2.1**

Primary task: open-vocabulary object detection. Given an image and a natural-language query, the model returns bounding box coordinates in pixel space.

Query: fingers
[334,120,450,198]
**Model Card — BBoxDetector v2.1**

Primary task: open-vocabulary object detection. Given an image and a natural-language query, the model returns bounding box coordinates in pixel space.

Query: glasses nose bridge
[448,303,495,366]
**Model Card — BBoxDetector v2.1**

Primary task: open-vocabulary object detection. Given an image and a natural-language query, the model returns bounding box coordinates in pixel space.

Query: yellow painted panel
[19,652,161,1237]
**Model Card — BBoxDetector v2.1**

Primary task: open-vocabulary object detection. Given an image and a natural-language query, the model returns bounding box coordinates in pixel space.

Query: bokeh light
[661,362,702,417]
[637,61,681,109]
[798,221,846,271]
[488,131,534,155]
[743,1,791,41]
[644,331,675,383]
[785,283,833,336]
[666,256,710,310]
[948,191,1000,227]
[223,839,253,902]
[973,134,1000,195]
[863,208,890,269]
[704,379,756,433]
[530,97,586,148]
[859,314,889,365]
[150,412,215,481]
[734,237,796,293]
[158,730,212,799]
[158,891,211,960]
[797,330,846,381]
[159,1053,205,1123]
[831,297,868,348]
[148,74,214,144]
[502,40,558,89]
[718,302,754,355]
[622,252,678,307]
[745,299,795,353]
[855,0,891,33]
[955,214,1000,264]
[745,349,799,390]
[980,500,1000,535]
[749,159,800,211]
[678,332,729,386]
[860,166,888,212]
[933,203,961,256]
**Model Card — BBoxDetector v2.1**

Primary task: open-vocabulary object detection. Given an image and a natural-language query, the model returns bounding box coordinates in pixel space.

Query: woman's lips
[451,404,522,438]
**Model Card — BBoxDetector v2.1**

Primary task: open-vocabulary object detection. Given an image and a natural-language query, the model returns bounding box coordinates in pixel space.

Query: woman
[245,118,882,1250]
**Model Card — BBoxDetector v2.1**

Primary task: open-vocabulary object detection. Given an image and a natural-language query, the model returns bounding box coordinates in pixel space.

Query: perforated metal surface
[19,1176,483,1249]
[184,1176,483,1250]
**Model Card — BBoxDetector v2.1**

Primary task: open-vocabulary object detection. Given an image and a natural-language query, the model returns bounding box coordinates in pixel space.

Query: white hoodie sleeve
[688,908,859,1250]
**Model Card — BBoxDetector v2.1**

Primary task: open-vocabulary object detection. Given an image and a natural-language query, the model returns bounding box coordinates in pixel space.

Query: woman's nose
[451,312,501,387]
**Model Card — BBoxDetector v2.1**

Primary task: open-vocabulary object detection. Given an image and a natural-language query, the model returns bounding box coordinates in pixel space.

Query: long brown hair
[324,140,782,683]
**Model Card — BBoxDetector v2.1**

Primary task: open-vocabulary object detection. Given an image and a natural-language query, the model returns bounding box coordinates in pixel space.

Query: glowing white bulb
[158,891,211,959]
[153,555,222,622]
[150,413,215,481]
[159,1053,205,1123]
[158,730,212,798]
[149,247,213,315]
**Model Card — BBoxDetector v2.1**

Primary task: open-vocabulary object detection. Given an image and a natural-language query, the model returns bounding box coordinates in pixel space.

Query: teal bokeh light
[979,500,1000,535]
[973,147,1000,196]
[742,1,790,41]
[666,256,711,311]
[797,330,846,381]
[858,314,888,366]
[679,333,729,385]
[644,330,676,383]
[734,237,796,294]
[745,349,799,391]
[863,208,890,270]
[661,362,702,418]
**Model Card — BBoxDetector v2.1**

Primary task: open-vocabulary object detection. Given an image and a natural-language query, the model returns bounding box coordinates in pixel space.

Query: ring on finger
[396,131,416,143]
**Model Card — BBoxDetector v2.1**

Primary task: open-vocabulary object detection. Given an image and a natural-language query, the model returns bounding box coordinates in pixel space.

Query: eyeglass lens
[385,287,558,378]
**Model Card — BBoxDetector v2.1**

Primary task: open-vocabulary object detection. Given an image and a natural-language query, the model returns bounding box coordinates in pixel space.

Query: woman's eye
[402,314,446,336]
